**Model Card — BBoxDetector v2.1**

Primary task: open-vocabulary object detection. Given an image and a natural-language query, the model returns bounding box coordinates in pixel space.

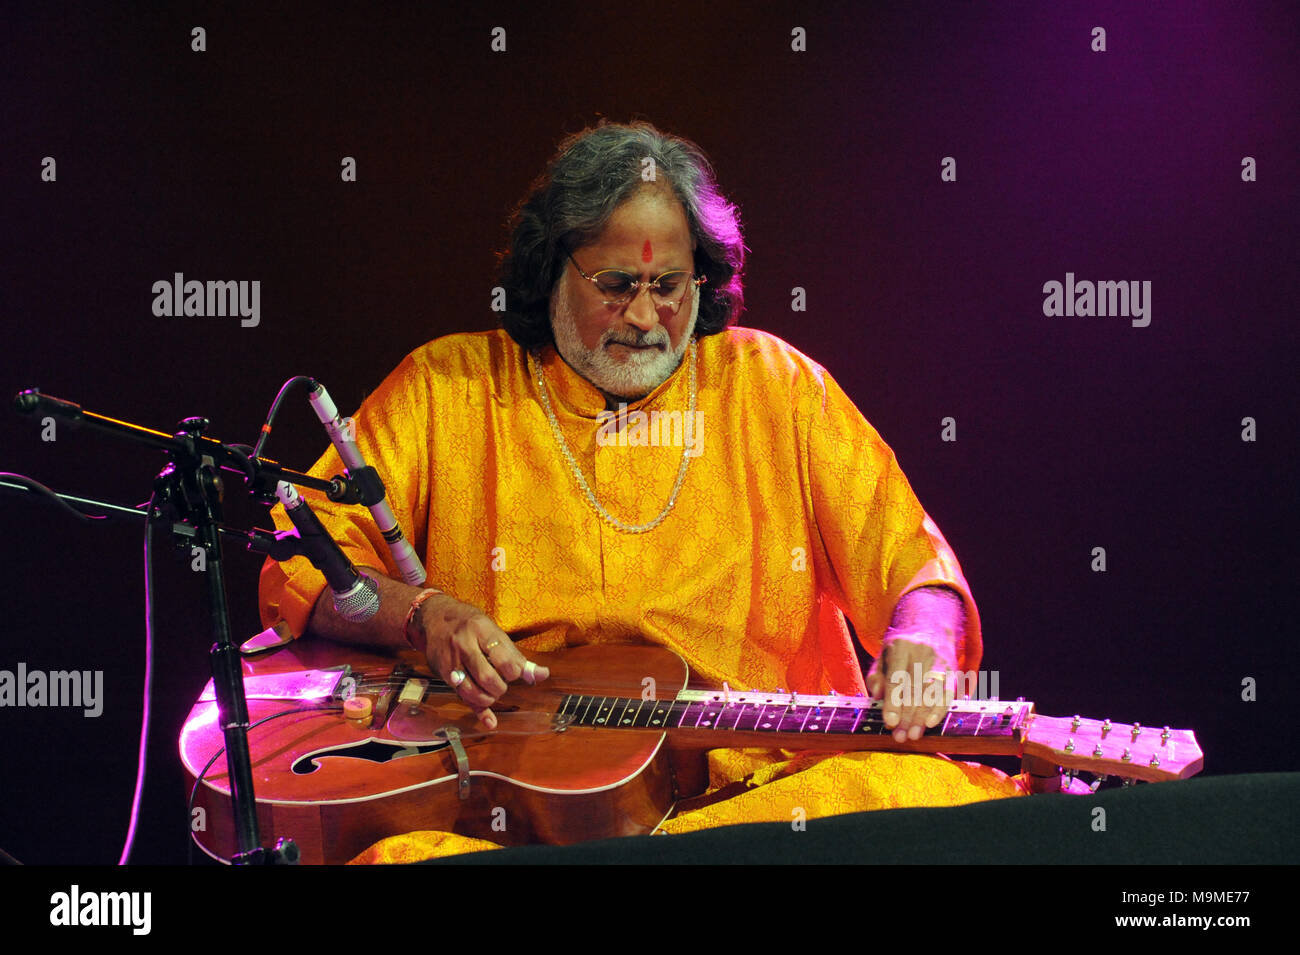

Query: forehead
[583,189,694,261]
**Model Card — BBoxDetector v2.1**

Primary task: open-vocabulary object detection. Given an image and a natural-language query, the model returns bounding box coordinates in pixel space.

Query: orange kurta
[258,326,1024,860]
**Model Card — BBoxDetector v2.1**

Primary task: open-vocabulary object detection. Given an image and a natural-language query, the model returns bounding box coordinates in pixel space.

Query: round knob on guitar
[344,696,373,721]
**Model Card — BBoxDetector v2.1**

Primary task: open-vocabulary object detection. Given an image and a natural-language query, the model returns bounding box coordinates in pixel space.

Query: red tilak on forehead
[641,240,653,263]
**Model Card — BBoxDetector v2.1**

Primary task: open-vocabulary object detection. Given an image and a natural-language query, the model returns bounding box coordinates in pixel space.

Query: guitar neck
[557,688,1031,758]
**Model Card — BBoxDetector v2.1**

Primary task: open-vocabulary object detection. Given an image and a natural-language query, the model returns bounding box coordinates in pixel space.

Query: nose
[623,284,661,333]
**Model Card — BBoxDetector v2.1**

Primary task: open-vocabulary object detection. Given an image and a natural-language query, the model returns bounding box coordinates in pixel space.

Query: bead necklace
[531,341,697,534]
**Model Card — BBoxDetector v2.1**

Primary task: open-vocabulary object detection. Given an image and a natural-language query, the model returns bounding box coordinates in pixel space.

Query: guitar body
[181,642,688,864]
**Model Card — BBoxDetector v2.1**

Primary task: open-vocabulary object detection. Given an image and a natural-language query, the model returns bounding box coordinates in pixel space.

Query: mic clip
[326,466,385,506]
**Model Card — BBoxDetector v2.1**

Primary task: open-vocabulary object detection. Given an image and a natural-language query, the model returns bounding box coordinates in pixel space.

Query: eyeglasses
[565,249,706,314]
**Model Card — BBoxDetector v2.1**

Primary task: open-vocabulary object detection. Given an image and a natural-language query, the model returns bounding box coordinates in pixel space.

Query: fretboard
[557,689,1031,739]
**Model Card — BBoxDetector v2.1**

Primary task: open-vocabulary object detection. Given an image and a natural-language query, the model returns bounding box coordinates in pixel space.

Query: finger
[475,707,498,730]
[454,630,508,698]
[878,643,922,733]
[890,668,930,742]
[482,635,550,686]
[520,658,550,685]
[919,668,948,729]
[446,665,497,711]
[898,668,949,739]
[923,670,957,728]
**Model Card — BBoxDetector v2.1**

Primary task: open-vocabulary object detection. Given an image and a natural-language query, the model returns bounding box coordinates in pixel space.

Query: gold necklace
[531,341,697,534]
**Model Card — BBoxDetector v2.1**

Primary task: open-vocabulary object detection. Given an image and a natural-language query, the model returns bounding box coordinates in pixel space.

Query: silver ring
[449,669,467,688]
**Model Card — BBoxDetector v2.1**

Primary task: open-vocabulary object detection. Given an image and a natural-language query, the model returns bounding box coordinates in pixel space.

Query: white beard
[550,274,698,401]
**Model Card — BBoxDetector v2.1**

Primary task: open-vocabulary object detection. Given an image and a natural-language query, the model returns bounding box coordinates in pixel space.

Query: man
[258,120,1024,858]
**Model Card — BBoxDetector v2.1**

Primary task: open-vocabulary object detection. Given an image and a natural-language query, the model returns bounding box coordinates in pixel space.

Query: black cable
[187,704,344,865]
[252,376,317,459]
[0,472,108,521]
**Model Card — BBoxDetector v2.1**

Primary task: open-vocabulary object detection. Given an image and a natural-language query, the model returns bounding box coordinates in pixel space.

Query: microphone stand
[9,388,362,865]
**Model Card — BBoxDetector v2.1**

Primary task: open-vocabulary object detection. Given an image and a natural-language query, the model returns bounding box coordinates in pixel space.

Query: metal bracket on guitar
[552,713,575,733]
[438,727,472,800]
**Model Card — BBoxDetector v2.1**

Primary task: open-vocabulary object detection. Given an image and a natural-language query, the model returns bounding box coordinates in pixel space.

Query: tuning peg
[1089,773,1108,793]
[1121,748,1132,762]
[1161,726,1171,743]
[1065,738,1076,753]
[1100,719,1112,738]
[1121,778,1135,788]
[1149,754,1160,768]
[1071,715,1081,732]
[1092,744,1104,757]
[1130,722,1142,741]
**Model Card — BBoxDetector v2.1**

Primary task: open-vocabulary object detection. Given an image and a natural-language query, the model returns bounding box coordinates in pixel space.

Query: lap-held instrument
[180,641,1203,864]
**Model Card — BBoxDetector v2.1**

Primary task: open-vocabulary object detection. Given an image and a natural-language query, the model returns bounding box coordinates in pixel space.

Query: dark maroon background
[1,1,1296,864]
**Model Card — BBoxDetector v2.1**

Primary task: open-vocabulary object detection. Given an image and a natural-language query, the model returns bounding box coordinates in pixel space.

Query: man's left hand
[866,627,958,744]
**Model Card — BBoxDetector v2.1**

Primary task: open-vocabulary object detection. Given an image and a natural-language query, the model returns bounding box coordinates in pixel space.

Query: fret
[732,702,764,732]
[578,695,597,725]
[803,706,832,733]
[646,700,673,727]
[717,702,747,731]
[558,695,577,719]
[612,698,639,727]
[826,705,861,734]
[591,697,619,726]
[849,706,866,734]
[686,701,709,728]
[668,700,694,728]
[854,707,888,734]
[696,699,725,729]
[753,702,788,731]
[627,698,653,727]
[776,704,809,733]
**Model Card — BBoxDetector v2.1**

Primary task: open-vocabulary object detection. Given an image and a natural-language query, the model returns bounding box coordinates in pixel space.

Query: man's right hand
[409,594,550,730]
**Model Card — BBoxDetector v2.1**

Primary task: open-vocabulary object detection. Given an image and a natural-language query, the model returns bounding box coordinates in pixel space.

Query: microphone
[307,382,426,586]
[276,481,380,623]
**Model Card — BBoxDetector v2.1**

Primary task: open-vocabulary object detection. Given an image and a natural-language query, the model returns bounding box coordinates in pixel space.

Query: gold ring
[484,640,502,651]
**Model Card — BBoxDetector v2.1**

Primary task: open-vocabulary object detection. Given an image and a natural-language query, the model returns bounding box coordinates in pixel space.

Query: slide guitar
[180,640,1203,864]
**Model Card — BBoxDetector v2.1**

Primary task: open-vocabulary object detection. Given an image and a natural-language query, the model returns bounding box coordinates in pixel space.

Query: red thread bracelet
[403,588,444,654]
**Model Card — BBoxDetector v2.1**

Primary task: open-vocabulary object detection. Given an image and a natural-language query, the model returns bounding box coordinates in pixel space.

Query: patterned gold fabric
[346,753,1027,863]
[657,749,1028,835]
[259,327,980,688]
[259,327,1023,863]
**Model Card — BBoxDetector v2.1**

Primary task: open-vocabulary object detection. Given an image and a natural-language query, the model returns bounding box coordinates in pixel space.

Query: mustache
[602,329,668,348]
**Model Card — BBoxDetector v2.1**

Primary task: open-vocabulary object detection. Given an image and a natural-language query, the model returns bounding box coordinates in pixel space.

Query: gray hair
[497,120,746,349]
